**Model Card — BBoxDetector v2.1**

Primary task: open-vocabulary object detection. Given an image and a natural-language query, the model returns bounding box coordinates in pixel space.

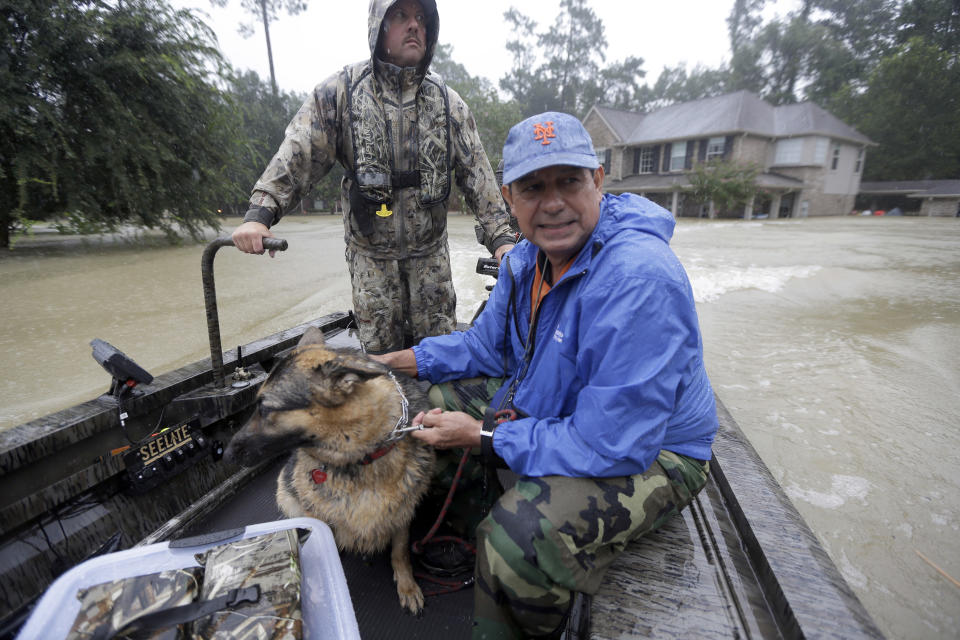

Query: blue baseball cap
[501,111,600,185]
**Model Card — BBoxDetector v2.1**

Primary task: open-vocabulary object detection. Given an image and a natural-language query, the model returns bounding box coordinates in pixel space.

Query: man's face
[381,0,427,68]
[502,165,605,267]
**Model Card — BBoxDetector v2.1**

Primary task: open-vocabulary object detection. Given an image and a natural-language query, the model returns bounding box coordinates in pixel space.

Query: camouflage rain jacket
[245,0,514,260]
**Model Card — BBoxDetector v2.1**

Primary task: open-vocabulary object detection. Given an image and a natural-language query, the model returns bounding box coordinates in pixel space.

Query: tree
[897,0,960,56]
[832,38,960,180]
[0,0,244,249]
[684,160,761,217]
[644,64,731,110]
[220,70,312,215]
[728,0,766,55]
[725,0,899,105]
[595,56,649,110]
[499,0,646,117]
[209,0,307,95]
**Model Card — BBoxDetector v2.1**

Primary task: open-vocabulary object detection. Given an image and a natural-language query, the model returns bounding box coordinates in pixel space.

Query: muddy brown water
[1,213,958,639]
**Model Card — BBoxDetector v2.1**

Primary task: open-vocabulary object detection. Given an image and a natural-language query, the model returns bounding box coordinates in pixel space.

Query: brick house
[583,90,874,218]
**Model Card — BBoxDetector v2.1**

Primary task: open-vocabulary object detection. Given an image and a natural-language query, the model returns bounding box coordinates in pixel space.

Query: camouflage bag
[191,529,304,640]
[66,567,202,640]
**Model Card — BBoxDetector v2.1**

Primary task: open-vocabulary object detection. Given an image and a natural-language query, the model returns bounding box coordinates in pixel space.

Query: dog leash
[411,447,477,596]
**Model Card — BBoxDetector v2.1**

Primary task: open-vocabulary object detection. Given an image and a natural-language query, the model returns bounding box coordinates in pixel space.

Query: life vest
[342,63,452,235]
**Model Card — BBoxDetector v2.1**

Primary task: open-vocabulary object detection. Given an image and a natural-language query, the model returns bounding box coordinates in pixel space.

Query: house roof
[907,181,960,198]
[773,101,871,143]
[590,106,645,142]
[860,179,960,197]
[589,91,873,147]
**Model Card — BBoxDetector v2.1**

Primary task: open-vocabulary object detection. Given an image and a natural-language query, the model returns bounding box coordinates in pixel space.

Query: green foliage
[727,0,766,54]
[684,160,761,216]
[0,0,246,249]
[725,0,899,105]
[898,0,960,55]
[220,70,307,214]
[644,64,731,110]
[832,38,960,180]
[498,0,646,117]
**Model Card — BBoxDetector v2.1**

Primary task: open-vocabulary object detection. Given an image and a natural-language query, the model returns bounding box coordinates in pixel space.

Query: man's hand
[368,349,418,378]
[231,221,276,257]
[409,408,482,449]
[494,243,515,265]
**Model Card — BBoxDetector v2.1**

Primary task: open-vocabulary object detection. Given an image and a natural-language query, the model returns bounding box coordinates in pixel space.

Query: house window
[596,148,611,172]
[705,137,725,161]
[815,137,829,163]
[774,138,802,164]
[670,141,687,171]
[854,148,863,173]
[634,146,655,174]
[831,145,840,170]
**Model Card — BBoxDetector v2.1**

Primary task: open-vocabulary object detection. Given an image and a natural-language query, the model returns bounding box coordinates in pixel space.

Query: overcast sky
[170,0,799,96]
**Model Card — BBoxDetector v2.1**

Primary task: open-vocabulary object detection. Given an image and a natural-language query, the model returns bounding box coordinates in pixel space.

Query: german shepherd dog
[224,326,436,613]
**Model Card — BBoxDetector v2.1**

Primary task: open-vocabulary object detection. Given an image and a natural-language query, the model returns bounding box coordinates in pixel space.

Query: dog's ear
[319,355,383,397]
[298,326,326,347]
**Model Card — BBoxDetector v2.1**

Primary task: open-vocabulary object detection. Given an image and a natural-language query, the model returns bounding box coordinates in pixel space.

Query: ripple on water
[785,474,872,509]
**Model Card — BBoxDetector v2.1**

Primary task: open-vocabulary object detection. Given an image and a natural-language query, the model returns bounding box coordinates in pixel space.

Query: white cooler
[17,517,359,640]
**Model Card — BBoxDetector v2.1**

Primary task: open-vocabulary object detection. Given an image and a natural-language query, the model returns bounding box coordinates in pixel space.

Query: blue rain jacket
[413,193,718,477]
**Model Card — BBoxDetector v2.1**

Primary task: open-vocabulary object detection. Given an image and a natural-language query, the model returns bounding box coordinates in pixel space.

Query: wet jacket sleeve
[245,75,341,227]
[447,89,515,254]
[495,274,706,478]
[413,259,515,380]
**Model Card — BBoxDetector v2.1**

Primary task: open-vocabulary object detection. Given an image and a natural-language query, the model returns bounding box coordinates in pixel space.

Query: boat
[0,237,885,639]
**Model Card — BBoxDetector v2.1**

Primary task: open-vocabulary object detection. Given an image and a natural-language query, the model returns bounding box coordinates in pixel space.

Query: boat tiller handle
[202,236,289,388]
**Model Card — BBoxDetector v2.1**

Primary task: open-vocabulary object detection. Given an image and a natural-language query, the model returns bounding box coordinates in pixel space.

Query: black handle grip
[476,257,499,279]
[262,237,288,252]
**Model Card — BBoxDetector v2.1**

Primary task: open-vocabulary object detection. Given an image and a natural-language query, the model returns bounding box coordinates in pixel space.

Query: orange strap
[531,256,575,318]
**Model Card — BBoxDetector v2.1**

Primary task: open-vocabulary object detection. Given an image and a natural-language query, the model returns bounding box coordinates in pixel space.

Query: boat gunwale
[0,312,353,474]
[709,398,885,639]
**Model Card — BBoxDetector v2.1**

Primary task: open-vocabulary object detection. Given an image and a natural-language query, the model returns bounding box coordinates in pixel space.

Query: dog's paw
[398,582,425,615]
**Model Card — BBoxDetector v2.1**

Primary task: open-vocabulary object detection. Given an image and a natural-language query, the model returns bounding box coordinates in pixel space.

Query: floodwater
[1,213,958,639]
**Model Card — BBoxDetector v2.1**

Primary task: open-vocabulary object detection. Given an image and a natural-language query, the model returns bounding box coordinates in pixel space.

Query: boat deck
[177,398,884,639]
[2,317,884,639]
[582,399,884,639]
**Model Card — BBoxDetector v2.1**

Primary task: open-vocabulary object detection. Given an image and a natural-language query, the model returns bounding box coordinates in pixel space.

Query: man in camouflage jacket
[232,0,515,353]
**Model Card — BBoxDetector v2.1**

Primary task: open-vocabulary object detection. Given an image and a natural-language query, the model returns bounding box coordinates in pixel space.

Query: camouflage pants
[421,377,507,537]
[345,246,457,354]
[429,377,710,640]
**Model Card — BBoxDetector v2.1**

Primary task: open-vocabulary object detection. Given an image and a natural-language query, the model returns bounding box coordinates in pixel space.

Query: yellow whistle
[375,204,393,217]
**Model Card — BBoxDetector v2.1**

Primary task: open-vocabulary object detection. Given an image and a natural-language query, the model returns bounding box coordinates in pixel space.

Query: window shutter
[724,135,735,158]
[652,145,661,174]
[684,142,694,170]
[605,149,611,172]
[633,149,640,174]
[662,143,672,173]
[698,138,707,163]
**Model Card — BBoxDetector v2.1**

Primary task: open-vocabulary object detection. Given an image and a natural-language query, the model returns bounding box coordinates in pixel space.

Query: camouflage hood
[368,0,439,72]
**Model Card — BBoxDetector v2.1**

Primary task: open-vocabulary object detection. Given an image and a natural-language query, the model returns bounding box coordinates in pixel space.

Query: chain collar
[385,371,411,441]
[310,371,411,484]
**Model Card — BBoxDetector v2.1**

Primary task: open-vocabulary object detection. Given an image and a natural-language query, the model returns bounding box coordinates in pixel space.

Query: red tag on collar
[311,469,328,484]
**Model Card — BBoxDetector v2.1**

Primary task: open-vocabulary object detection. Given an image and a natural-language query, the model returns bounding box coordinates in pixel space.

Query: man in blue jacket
[374,111,718,639]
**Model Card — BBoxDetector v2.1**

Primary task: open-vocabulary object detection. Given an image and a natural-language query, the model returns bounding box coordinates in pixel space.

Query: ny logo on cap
[533,121,556,146]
